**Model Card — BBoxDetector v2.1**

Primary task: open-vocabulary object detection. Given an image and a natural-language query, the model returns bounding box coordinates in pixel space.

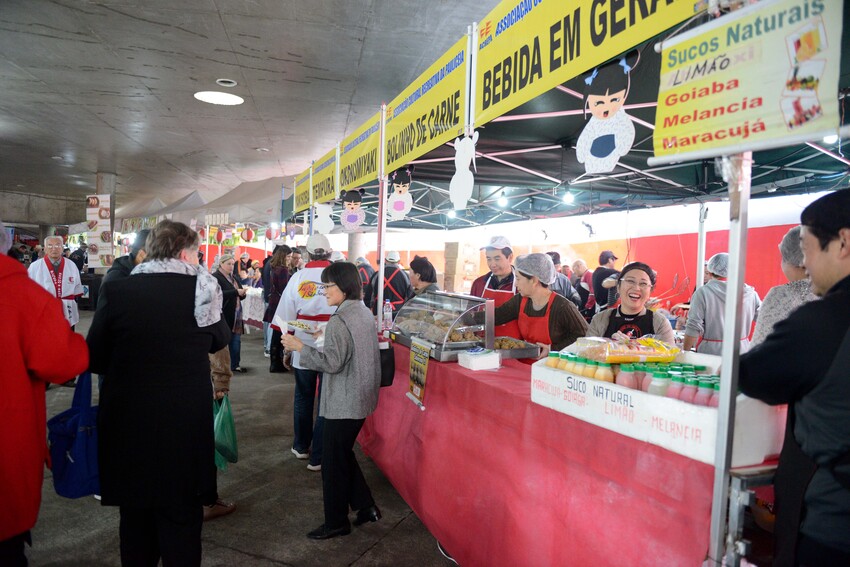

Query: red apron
[517,294,555,346]
[482,273,520,339]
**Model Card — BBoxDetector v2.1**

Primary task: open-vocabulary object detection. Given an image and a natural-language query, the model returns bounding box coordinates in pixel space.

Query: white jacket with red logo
[272,260,335,369]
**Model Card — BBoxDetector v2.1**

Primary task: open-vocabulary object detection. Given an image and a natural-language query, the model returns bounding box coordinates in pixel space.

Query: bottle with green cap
[694,379,714,406]
[546,351,560,369]
[647,371,670,396]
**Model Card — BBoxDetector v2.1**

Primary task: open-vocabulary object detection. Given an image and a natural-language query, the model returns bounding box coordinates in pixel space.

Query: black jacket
[213,270,242,330]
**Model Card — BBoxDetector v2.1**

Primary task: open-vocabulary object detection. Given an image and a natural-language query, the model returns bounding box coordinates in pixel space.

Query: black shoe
[353,505,381,526]
[233,367,248,373]
[307,523,351,540]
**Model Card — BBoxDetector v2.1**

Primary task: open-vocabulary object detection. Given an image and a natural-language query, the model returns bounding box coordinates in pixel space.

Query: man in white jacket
[28,236,84,329]
[273,234,336,471]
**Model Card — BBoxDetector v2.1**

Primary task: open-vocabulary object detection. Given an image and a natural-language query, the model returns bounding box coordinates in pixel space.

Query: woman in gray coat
[282,262,381,540]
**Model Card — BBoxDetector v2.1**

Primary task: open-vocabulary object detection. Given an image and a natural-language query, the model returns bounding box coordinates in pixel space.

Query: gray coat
[299,299,380,419]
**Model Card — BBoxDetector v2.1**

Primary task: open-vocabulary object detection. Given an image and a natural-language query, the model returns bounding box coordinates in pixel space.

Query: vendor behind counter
[474,253,588,357]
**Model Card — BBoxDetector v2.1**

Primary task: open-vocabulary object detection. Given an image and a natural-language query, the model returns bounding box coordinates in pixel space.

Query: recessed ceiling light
[193,91,244,105]
[254,147,270,152]
[51,155,64,160]
[216,78,238,88]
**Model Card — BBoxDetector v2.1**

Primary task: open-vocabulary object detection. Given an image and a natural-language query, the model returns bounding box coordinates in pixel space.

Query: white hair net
[778,225,804,267]
[707,253,729,278]
[0,221,11,255]
[515,253,557,285]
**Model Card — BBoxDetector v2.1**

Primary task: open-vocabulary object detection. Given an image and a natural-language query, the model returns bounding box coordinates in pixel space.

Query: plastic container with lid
[546,351,560,368]
[679,376,699,404]
[583,359,599,379]
[572,356,586,377]
[694,380,714,406]
[666,374,685,399]
[647,371,670,396]
[556,352,570,371]
[708,382,721,407]
[595,362,615,383]
[615,364,638,390]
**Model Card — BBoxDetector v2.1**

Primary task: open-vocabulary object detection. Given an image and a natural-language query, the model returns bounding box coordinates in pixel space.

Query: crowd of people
[2,188,849,565]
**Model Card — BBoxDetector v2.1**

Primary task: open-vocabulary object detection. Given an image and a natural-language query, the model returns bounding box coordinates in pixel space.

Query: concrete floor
[31,310,455,567]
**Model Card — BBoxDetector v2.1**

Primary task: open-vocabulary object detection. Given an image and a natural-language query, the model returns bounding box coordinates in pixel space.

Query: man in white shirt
[28,236,84,329]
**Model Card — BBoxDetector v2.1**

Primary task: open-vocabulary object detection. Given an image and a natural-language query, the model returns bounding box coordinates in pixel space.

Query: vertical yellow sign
[312,148,338,204]
[294,167,312,214]
[340,112,381,192]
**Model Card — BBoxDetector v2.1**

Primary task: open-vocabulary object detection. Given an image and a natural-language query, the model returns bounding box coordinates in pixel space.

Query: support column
[348,231,366,262]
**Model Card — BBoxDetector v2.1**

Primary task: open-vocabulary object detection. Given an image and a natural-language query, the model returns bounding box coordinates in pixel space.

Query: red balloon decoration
[242,228,254,242]
[215,229,223,243]
[198,228,205,239]
[265,228,273,240]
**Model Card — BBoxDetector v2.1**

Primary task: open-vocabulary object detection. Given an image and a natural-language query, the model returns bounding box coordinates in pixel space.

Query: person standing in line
[214,255,249,373]
[261,249,274,356]
[408,255,440,297]
[470,236,519,338]
[273,234,336,472]
[282,262,381,540]
[0,222,89,567]
[738,190,850,566]
[68,241,87,272]
[289,247,303,273]
[97,229,150,309]
[683,252,761,355]
[572,259,596,319]
[355,257,375,309]
[28,235,84,329]
[86,220,230,567]
[264,245,292,373]
[545,251,581,308]
[368,251,412,316]
[591,250,620,311]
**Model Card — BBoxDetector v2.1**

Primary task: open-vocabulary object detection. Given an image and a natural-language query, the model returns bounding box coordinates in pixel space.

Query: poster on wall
[407,338,431,410]
[651,0,845,164]
[85,194,113,268]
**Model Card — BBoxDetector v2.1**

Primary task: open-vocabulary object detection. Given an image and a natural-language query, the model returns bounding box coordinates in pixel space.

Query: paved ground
[31,310,455,567]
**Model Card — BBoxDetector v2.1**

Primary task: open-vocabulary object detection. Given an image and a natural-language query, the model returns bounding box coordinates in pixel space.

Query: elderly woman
[751,226,819,346]
[282,262,381,540]
[409,255,439,296]
[214,254,248,372]
[86,220,230,566]
[586,261,676,345]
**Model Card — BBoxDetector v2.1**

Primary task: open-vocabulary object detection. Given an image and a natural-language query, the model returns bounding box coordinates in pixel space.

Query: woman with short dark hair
[282,262,381,540]
[409,255,439,296]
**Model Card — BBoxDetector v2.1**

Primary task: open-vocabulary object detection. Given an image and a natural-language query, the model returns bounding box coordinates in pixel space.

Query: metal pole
[708,151,752,565]
[696,203,708,290]
[376,103,388,330]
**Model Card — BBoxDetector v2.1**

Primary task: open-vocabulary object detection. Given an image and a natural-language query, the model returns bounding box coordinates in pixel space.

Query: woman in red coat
[0,238,88,565]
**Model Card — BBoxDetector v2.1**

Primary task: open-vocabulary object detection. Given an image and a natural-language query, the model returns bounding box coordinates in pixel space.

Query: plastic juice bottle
[572,357,585,377]
[647,371,670,396]
[584,360,599,379]
[641,366,656,392]
[615,364,638,389]
[595,362,615,383]
[556,352,569,370]
[694,365,709,376]
[382,299,393,330]
[546,351,560,368]
[694,380,714,406]
[708,382,721,407]
[680,376,699,404]
[666,374,685,399]
[633,364,645,388]
[566,354,579,373]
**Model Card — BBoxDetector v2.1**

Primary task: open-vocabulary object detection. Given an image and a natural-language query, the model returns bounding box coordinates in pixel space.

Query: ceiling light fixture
[254,147,270,152]
[822,134,839,144]
[216,78,238,88]
[193,91,244,106]
[51,155,64,161]
[497,191,508,207]
[447,210,457,218]
[562,191,575,204]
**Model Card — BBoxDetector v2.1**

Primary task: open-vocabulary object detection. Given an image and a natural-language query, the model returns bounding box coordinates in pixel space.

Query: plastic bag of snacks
[575,336,680,363]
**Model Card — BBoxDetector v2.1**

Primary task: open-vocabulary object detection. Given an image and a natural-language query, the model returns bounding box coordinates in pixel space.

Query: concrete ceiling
[0,0,500,209]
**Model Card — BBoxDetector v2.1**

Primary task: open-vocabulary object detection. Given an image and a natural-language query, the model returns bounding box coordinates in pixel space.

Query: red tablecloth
[359,345,715,567]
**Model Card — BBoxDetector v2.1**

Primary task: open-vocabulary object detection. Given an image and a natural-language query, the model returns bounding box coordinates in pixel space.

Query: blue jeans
[293,367,324,466]
[263,321,271,352]
[229,333,241,370]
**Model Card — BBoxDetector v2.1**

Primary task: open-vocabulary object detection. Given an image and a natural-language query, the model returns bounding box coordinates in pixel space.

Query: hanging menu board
[85,194,114,268]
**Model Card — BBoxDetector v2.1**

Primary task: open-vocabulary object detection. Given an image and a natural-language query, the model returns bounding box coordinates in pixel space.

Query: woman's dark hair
[801,189,850,250]
[270,244,292,268]
[409,255,437,283]
[321,262,362,300]
[145,220,199,261]
[617,261,657,287]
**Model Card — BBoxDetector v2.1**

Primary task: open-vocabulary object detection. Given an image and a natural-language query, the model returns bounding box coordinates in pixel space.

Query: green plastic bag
[213,396,238,470]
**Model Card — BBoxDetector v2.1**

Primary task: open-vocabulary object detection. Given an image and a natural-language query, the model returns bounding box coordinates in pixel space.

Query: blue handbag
[47,371,100,498]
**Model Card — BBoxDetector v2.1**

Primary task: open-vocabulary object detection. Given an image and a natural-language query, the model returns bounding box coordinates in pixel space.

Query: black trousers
[0,531,30,567]
[119,505,203,567]
[322,418,374,528]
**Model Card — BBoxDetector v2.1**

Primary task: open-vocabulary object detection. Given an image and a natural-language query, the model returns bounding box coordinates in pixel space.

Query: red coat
[1,254,88,540]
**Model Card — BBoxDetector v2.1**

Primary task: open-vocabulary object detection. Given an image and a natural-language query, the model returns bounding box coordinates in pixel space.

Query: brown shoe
[203,498,236,521]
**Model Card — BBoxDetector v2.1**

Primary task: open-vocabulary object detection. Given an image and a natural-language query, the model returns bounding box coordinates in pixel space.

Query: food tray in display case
[388,291,494,362]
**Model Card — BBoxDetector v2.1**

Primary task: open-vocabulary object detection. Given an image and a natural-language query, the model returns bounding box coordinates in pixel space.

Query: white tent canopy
[152,190,208,224]
[115,197,167,220]
[199,177,285,224]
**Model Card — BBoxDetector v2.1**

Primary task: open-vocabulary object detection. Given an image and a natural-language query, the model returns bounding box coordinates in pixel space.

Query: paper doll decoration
[575,52,638,174]
[312,202,334,234]
[449,131,479,210]
[340,189,366,232]
[387,166,414,221]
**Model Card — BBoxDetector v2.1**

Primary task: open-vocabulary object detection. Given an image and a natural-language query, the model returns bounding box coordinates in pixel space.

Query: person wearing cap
[329,251,347,263]
[470,236,521,338]
[737,190,850,565]
[591,250,620,311]
[545,252,581,308]
[68,241,88,272]
[474,253,588,358]
[28,235,84,329]
[683,252,761,355]
[586,262,675,345]
[368,251,412,316]
[355,257,375,308]
[273,233,337,471]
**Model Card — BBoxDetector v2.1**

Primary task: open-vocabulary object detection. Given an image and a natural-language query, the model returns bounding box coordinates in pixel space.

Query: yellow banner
[340,112,381,191]
[312,148,338,204]
[294,167,312,214]
[475,0,697,126]
[385,36,467,172]
[653,0,842,163]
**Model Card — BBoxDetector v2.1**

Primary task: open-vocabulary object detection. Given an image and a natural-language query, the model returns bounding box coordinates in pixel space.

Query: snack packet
[575,336,680,363]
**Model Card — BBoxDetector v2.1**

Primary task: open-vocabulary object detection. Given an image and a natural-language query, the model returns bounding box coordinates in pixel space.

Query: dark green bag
[213,396,238,470]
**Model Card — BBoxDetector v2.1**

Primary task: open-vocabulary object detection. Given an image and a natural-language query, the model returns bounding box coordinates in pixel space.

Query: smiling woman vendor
[476,253,588,357]
[586,261,675,345]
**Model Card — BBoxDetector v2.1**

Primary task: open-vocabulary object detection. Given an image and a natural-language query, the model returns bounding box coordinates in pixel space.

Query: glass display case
[389,290,494,361]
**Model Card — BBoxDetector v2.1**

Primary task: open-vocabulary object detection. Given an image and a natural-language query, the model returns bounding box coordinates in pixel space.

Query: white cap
[306,233,331,255]
[329,251,346,262]
[481,235,512,252]
[386,250,401,263]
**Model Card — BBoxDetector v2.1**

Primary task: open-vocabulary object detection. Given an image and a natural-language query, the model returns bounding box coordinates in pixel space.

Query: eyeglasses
[620,278,651,290]
[46,244,63,248]
[323,283,337,289]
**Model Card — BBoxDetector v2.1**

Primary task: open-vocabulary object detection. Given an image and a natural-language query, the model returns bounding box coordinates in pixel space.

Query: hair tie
[619,57,632,74]
[584,68,598,86]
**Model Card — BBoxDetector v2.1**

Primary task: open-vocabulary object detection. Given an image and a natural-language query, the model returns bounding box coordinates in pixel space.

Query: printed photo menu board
[85,194,114,268]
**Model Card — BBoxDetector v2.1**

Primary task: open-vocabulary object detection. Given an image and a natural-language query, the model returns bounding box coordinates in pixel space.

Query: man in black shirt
[591,250,619,310]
